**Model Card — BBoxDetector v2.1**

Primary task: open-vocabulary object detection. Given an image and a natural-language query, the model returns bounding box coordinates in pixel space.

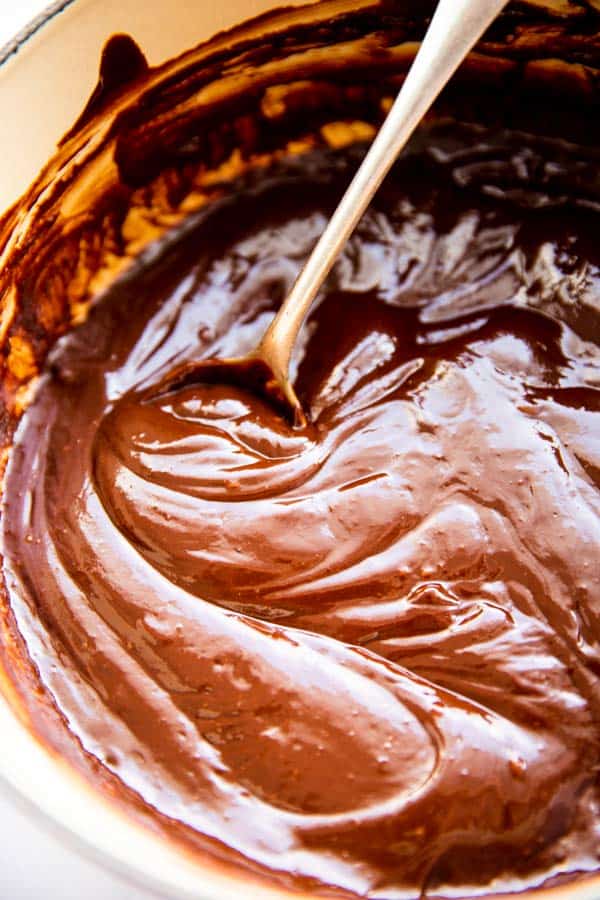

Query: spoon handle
[259,0,509,378]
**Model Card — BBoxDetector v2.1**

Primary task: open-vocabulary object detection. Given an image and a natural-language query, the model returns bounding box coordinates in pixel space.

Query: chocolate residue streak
[1,3,600,898]
[63,34,149,142]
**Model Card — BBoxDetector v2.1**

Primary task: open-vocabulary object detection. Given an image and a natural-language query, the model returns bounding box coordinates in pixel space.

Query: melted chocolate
[2,136,600,896]
[1,2,600,897]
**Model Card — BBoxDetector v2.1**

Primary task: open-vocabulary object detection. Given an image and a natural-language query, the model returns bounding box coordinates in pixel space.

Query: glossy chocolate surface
[1,3,600,897]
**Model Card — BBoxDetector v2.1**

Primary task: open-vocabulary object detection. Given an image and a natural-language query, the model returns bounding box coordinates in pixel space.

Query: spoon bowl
[146,352,307,428]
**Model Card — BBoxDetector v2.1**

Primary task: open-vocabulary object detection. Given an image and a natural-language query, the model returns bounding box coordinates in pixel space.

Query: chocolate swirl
[2,134,600,896]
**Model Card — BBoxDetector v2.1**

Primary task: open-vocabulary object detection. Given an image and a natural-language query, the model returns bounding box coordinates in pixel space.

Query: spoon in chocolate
[151,0,509,426]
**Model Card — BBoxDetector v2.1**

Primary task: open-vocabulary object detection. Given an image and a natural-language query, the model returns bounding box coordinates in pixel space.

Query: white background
[1,2,54,42]
[0,4,153,898]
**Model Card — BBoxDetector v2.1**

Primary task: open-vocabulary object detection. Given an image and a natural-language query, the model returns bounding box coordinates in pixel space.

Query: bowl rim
[0,0,77,68]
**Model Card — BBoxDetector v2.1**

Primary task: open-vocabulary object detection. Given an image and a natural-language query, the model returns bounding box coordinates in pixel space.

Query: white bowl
[0,3,599,899]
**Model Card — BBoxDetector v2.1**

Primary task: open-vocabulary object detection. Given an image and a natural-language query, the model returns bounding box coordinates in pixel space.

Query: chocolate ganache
[0,2,600,898]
